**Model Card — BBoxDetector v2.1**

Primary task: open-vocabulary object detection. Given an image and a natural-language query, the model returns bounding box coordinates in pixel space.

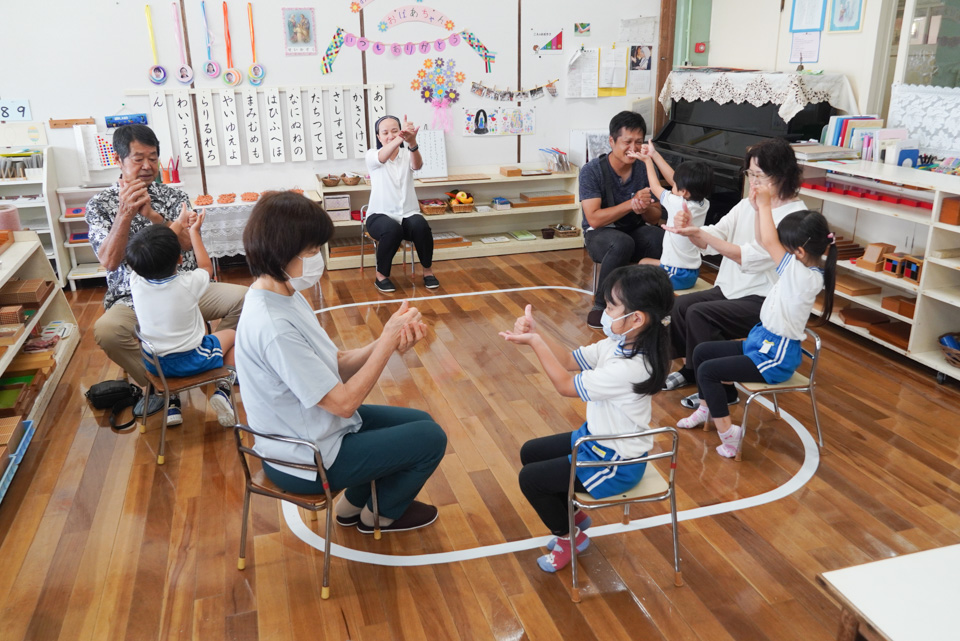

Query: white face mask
[285,251,325,291]
[601,310,640,342]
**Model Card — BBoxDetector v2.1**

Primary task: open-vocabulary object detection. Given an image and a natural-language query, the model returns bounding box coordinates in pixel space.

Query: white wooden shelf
[802,161,960,383]
[67,262,108,281]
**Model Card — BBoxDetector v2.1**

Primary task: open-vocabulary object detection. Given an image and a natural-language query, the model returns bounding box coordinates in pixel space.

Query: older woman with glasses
[660,137,808,410]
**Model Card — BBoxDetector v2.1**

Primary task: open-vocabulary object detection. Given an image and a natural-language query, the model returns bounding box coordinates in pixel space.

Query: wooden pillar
[655,0,678,134]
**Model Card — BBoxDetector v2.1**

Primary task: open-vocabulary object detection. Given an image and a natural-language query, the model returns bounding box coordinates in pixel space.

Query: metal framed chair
[731,327,823,461]
[568,426,682,602]
[136,328,237,465]
[232,424,381,599]
[359,205,416,276]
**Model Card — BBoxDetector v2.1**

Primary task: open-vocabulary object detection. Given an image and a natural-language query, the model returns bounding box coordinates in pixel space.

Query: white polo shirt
[660,190,709,270]
[571,338,654,457]
[365,147,422,223]
[760,253,824,340]
[130,270,209,356]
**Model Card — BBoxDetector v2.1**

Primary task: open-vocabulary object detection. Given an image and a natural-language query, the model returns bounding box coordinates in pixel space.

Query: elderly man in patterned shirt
[86,124,247,423]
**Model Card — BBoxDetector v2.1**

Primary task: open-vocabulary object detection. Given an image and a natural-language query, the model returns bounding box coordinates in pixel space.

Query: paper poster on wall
[829,0,863,32]
[330,86,348,159]
[599,47,627,89]
[197,90,220,166]
[790,30,821,63]
[283,8,316,55]
[790,0,827,32]
[218,90,242,166]
[349,88,367,157]
[172,91,198,168]
[574,23,590,36]
[264,88,286,163]
[462,107,534,136]
[307,88,327,160]
[412,129,447,179]
[149,91,175,170]
[0,100,31,121]
[531,29,563,55]
[627,45,653,94]
[369,84,387,135]
[286,87,306,161]
[619,17,657,44]
[241,88,264,164]
[566,48,599,98]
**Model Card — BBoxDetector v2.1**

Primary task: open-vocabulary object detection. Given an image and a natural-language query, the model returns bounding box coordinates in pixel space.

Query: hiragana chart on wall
[287,87,306,161]
[242,88,264,164]
[219,90,242,166]
[308,88,328,160]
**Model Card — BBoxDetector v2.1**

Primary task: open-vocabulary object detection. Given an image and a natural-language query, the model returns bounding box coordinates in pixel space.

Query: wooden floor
[1,248,959,641]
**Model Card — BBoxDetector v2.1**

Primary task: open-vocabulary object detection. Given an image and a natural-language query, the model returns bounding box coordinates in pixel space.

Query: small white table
[817,544,960,641]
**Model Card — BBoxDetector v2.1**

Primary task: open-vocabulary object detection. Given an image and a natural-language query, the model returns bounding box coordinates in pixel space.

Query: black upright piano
[652,99,834,225]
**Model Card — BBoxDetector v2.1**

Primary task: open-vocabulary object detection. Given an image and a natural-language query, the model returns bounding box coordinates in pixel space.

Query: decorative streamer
[321,27,345,74]
[469,79,558,102]
[320,29,493,74]
[377,5,453,32]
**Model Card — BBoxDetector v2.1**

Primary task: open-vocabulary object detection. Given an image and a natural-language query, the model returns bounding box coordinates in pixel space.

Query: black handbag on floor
[85,380,143,430]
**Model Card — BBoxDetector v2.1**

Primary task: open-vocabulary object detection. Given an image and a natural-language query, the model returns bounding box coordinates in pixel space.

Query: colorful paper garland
[320,28,495,74]
[469,79,559,102]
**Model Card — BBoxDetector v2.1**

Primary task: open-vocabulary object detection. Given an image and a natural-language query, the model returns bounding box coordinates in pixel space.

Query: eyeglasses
[742,170,771,182]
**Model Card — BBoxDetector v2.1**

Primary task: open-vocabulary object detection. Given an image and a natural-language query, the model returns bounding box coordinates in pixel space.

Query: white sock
[360,505,394,527]
[678,405,709,429]
[334,495,362,519]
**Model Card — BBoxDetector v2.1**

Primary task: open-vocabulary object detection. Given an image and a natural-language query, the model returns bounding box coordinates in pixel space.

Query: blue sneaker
[166,404,183,427]
[133,394,165,417]
[209,389,235,427]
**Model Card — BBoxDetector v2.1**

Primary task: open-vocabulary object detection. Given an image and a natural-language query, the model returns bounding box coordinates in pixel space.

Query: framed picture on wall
[282,8,317,55]
[828,0,864,32]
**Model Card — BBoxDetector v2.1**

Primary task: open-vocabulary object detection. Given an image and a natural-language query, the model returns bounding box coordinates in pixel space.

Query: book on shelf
[791,144,859,161]
[509,230,536,241]
[480,236,511,244]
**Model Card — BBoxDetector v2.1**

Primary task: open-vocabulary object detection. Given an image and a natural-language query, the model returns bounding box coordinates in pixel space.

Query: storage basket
[450,202,474,213]
[320,175,340,187]
[939,332,960,368]
[548,224,581,238]
[340,174,362,186]
[492,200,512,211]
[419,200,448,216]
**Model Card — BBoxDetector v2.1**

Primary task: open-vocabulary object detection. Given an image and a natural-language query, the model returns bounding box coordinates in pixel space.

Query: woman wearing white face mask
[235,191,448,534]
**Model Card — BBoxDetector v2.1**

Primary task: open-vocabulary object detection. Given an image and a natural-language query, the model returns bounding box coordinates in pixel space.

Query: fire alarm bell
[695,42,707,54]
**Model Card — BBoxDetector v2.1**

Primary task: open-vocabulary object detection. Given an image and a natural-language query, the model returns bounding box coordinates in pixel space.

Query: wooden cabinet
[800,160,960,383]
[315,164,582,270]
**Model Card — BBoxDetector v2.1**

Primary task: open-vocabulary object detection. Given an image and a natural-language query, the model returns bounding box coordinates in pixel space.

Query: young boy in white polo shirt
[127,206,235,426]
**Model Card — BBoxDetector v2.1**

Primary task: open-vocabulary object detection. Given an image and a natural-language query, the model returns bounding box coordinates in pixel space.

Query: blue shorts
[569,422,647,499]
[662,265,699,290]
[743,324,801,384]
[144,334,224,378]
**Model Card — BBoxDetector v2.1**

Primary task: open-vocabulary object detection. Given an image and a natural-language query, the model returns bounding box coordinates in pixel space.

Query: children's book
[509,230,536,241]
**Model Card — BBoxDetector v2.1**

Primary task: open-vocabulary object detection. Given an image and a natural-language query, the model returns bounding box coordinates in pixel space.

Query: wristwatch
[408,144,420,152]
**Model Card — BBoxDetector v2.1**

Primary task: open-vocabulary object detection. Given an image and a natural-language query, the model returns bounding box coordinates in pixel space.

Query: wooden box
[856,243,896,272]
[839,307,889,328]
[0,306,24,325]
[940,197,960,225]
[499,166,522,177]
[0,324,25,346]
[835,274,882,296]
[882,252,908,278]
[0,415,25,453]
[902,255,923,284]
[881,295,907,313]
[898,297,917,319]
[868,321,911,350]
[0,445,8,480]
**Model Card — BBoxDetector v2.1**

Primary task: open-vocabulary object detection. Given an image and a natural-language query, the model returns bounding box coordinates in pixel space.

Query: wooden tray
[868,321,911,350]
[835,274,882,296]
[417,174,491,183]
[839,307,889,328]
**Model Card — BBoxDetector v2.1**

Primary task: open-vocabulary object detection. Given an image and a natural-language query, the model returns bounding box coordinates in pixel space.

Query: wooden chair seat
[250,467,330,507]
[144,366,234,395]
[739,372,810,393]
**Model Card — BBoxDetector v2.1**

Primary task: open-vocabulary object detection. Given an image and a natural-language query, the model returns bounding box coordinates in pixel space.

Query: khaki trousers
[93,283,248,386]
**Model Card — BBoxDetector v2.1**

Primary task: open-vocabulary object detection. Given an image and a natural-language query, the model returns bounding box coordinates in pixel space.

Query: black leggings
[518,432,586,536]
[365,213,434,277]
[692,341,766,419]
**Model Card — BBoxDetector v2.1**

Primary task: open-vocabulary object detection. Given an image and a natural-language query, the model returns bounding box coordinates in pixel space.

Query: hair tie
[661,315,671,327]
[827,232,836,245]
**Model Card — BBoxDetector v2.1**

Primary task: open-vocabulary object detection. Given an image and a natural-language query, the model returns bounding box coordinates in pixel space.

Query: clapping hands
[383,300,428,353]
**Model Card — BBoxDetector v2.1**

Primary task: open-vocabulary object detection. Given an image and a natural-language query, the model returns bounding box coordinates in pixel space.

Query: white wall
[708,0,896,114]
[0,0,659,197]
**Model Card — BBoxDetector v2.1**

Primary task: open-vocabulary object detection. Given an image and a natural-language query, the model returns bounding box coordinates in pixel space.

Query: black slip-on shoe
[356,500,438,534]
[375,277,396,293]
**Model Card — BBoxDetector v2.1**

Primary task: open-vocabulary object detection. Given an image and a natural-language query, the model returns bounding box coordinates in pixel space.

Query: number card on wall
[286,87,306,162]
[264,88,286,163]
[330,85,348,160]
[0,100,31,121]
[173,91,198,168]
[412,129,447,179]
[242,88,264,164]
[149,90,175,169]
[350,88,367,157]
[218,90,242,166]
[308,88,327,160]
[197,90,220,166]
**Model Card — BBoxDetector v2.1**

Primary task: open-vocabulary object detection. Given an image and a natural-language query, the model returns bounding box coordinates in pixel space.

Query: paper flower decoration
[350,2,360,12]
[378,20,388,32]
[411,57,463,131]
[444,20,455,31]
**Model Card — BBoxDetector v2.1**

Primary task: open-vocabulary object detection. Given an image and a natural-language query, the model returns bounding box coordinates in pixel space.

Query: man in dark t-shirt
[580,111,664,328]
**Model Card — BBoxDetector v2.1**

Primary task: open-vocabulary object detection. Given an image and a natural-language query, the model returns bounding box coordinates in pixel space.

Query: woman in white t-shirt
[364,115,439,293]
